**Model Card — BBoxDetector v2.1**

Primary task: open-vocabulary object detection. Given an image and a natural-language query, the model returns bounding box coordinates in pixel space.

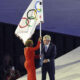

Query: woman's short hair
[43,35,51,41]
[25,40,33,47]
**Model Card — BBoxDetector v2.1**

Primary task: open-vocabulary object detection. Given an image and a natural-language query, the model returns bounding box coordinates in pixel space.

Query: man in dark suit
[41,35,57,80]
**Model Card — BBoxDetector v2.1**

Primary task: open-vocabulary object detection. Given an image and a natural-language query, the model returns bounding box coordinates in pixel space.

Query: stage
[17,47,80,80]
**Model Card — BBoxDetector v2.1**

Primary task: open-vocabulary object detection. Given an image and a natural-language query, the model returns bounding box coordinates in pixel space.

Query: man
[41,35,57,80]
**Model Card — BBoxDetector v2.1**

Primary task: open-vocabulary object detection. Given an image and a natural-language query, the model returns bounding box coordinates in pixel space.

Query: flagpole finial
[40,2,42,5]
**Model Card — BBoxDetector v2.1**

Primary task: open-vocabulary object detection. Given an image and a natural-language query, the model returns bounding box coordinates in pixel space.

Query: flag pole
[40,0,42,58]
[40,21,42,58]
[39,0,43,65]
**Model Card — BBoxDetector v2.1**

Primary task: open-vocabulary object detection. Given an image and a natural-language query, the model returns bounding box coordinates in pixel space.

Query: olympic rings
[19,17,29,28]
[27,9,37,20]
[19,1,42,28]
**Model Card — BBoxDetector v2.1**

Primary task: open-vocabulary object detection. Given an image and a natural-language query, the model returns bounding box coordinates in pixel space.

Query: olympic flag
[15,0,44,44]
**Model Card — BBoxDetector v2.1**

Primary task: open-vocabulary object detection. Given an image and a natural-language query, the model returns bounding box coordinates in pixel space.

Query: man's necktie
[45,46,47,52]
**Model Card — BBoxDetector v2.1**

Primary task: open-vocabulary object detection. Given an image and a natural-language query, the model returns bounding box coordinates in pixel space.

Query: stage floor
[17,47,80,80]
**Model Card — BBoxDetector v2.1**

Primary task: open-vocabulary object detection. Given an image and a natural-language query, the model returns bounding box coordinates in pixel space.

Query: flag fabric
[15,0,44,44]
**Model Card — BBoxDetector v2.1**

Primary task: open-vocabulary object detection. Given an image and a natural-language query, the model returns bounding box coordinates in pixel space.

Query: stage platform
[17,47,80,80]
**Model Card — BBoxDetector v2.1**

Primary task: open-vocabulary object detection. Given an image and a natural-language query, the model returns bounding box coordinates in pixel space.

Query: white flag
[15,0,44,44]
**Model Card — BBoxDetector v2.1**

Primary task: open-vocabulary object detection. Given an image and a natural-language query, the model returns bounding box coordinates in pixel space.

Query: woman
[24,37,41,80]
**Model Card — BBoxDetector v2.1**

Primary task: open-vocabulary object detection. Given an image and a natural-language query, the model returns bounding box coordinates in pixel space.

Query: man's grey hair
[43,35,51,41]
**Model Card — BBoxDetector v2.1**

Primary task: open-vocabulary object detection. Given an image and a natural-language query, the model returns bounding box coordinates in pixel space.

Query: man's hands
[43,59,50,63]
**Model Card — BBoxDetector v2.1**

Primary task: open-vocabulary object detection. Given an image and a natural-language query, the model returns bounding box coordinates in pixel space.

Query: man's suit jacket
[42,42,57,61]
